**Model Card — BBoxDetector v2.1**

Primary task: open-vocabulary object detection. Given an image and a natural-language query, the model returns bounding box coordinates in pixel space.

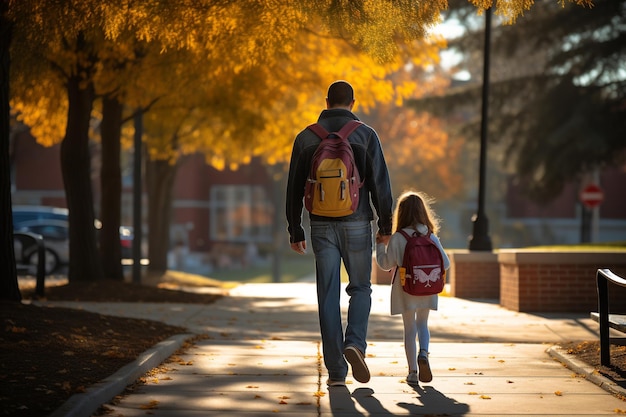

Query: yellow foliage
[10,77,67,146]
[247,27,445,167]
[8,0,594,165]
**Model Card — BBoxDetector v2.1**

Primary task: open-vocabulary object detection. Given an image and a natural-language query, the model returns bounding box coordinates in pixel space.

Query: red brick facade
[446,250,626,313]
[11,131,66,207]
[498,251,626,313]
[448,251,500,299]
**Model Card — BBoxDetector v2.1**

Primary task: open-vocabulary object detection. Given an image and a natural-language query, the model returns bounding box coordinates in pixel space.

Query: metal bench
[13,232,46,298]
[590,269,626,367]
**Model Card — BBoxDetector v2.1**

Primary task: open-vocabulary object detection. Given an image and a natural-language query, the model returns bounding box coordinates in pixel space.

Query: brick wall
[498,251,626,313]
[372,256,393,285]
[448,251,500,299]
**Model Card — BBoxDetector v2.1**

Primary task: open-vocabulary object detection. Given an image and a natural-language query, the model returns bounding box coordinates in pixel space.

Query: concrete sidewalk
[45,283,625,416]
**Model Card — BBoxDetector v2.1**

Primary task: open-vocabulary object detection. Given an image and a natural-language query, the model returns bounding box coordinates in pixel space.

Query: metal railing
[596,268,626,366]
[13,232,46,298]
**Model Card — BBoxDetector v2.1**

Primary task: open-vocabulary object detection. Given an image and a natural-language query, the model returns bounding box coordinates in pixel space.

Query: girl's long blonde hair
[392,190,441,235]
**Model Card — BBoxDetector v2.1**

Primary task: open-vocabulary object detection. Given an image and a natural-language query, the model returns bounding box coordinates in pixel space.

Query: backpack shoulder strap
[307,120,363,140]
[336,120,363,140]
[307,123,329,139]
[398,229,412,241]
[424,232,445,268]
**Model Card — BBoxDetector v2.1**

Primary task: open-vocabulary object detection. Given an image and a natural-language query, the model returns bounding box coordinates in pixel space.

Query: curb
[547,345,626,399]
[49,333,195,417]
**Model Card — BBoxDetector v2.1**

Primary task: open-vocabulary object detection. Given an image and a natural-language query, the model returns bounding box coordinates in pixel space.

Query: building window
[210,185,273,243]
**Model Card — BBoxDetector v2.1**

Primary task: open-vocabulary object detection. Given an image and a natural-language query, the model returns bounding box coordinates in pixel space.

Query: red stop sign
[580,183,604,209]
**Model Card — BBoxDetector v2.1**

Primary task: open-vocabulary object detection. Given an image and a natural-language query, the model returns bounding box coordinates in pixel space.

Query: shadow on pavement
[398,384,470,415]
[328,386,470,416]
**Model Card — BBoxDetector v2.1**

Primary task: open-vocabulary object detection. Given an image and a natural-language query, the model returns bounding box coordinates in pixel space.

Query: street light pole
[469,7,493,251]
[132,109,143,283]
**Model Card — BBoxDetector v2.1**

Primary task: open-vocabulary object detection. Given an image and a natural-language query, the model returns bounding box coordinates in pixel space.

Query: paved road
[44,282,625,416]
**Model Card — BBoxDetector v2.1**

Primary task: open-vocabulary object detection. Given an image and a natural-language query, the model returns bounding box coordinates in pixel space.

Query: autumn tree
[9,2,118,283]
[0,0,21,301]
[96,37,164,280]
[139,50,264,274]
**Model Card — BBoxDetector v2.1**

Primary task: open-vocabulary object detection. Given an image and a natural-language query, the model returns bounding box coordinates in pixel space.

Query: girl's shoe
[406,370,418,384]
[418,351,432,382]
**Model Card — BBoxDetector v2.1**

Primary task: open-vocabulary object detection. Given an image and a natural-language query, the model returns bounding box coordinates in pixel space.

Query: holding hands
[376,232,391,245]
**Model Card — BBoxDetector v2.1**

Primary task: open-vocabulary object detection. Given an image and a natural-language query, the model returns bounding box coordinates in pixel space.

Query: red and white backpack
[394,229,446,296]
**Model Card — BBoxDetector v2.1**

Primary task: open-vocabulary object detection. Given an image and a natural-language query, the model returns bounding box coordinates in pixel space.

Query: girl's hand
[376,232,391,245]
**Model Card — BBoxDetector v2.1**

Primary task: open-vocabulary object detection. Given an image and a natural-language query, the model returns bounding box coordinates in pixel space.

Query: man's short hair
[327,81,354,107]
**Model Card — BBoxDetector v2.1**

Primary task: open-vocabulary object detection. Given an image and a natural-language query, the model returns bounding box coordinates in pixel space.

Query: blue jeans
[310,220,373,380]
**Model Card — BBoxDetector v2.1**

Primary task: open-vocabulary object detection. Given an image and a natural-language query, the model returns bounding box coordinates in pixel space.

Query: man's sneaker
[406,370,418,384]
[326,378,346,387]
[418,351,432,383]
[343,345,370,383]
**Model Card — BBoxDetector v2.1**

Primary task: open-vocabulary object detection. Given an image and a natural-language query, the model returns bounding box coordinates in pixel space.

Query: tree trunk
[0,2,21,301]
[61,63,103,282]
[99,96,123,280]
[269,164,288,283]
[145,157,179,275]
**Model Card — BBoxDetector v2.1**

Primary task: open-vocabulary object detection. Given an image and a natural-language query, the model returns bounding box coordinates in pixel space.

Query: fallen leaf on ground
[8,326,26,333]
[140,400,159,410]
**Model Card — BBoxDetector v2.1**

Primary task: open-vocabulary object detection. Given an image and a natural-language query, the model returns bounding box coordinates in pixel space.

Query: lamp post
[468,7,493,251]
[132,109,143,283]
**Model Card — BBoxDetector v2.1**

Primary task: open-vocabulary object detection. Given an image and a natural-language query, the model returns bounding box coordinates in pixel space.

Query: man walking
[286,80,393,386]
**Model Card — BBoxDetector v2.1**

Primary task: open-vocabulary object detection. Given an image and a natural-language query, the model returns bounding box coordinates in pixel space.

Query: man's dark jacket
[286,108,393,244]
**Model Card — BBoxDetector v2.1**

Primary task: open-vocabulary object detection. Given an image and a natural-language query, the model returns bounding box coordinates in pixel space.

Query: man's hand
[290,240,307,255]
[375,232,391,245]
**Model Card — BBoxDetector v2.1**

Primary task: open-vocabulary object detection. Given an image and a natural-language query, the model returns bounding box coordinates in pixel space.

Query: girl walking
[375,190,450,384]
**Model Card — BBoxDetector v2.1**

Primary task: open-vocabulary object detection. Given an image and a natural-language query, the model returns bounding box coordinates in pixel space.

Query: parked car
[12,205,69,227]
[13,205,135,261]
[15,219,69,274]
